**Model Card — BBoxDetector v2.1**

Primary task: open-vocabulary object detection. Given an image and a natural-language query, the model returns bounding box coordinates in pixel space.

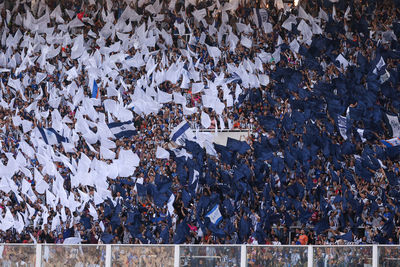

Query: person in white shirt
[272,236,281,245]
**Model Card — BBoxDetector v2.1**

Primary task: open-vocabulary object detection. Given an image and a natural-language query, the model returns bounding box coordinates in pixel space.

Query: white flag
[201,111,211,129]
[156,146,170,159]
[387,114,400,138]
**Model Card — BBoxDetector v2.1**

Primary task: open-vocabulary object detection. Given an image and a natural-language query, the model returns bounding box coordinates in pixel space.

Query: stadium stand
[0,1,399,258]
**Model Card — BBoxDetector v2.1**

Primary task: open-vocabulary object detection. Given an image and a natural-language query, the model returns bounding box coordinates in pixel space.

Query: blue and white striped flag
[337,115,349,140]
[381,137,400,147]
[206,204,223,225]
[386,114,400,138]
[170,121,194,146]
[38,127,68,145]
[253,8,268,28]
[107,121,137,139]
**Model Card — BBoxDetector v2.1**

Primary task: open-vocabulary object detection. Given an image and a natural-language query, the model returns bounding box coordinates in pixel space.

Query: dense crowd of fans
[0,0,399,258]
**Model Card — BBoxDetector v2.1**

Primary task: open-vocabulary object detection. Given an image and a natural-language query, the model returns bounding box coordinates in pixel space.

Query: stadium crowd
[0,0,399,256]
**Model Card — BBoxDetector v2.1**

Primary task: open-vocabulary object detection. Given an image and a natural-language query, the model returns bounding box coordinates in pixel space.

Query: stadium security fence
[1,244,399,266]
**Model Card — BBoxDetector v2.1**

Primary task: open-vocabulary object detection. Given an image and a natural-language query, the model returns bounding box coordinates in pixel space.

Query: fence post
[372,245,378,267]
[174,245,180,267]
[35,244,42,267]
[307,245,313,267]
[240,245,247,267]
[105,245,112,267]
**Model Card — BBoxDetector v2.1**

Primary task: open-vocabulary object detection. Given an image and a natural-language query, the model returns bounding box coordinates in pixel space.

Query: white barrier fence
[0,244,398,266]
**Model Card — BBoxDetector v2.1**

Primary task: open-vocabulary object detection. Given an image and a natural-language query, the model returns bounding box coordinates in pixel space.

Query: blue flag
[226,138,251,154]
[91,80,99,99]
[314,216,330,235]
[173,220,190,244]
[336,230,353,242]
[160,225,170,243]
[101,233,114,244]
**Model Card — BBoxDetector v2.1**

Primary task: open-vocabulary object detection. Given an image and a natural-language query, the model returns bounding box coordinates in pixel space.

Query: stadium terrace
[0,1,399,263]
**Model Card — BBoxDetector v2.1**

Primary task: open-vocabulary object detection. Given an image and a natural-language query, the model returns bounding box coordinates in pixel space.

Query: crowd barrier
[0,244,399,266]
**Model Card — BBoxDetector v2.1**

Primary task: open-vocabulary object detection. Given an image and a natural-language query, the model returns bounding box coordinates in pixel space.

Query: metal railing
[0,244,398,267]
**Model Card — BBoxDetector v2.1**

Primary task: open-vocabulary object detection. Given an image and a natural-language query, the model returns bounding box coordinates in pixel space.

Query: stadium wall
[197,129,250,146]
